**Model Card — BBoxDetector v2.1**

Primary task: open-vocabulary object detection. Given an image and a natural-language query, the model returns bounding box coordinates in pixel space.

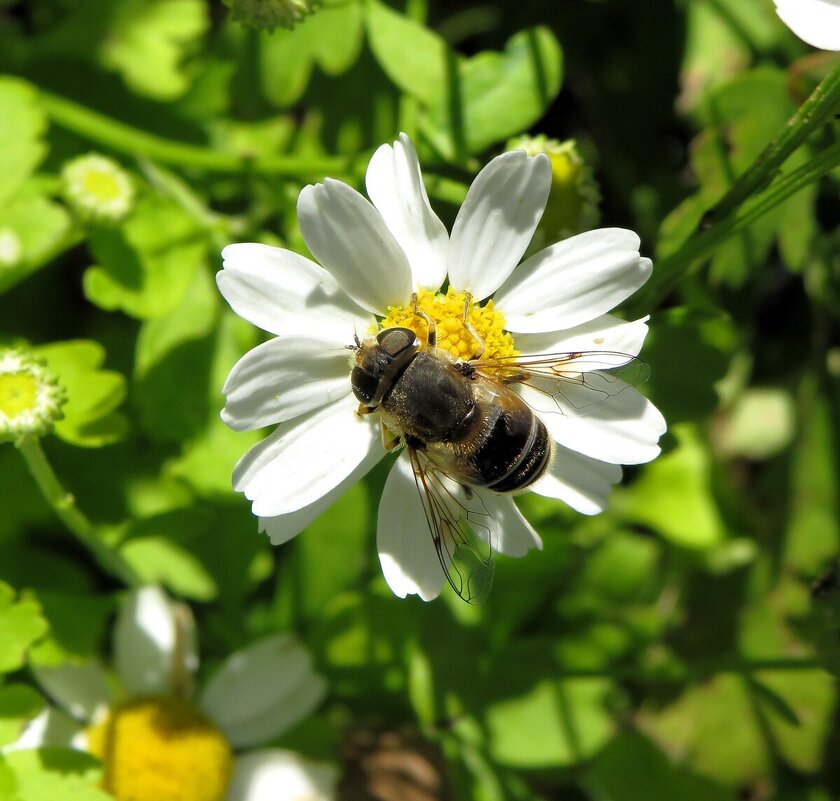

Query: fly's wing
[471,351,649,417]
[407,448,496,604]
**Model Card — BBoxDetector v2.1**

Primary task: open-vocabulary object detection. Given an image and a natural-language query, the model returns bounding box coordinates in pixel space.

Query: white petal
[298,179,413,315]
[493,229,652,333]
[218,243,373,341]
[232,393,384,517]
[513,315,650,361]
[448,151,551,300]
[531,446,623,515]
[520,379,666,464]
[492,496,543,557]
[32,662,110,722]
[200,635,327,749]
[775,0,840,50]
[114,586,197,697]
[377,454,446,601]
[366,133,448,291]
[5,707,84,752]
[222,336,353,431]
[259,452,379,546]
[226,750,338,801]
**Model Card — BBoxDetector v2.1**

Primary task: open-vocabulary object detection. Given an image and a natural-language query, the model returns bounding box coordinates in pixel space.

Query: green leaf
[260,3,364,107]
[34,340,128,448]
[365,0,453,106]
[0,77,47,208]
[0,685,45,748]
[643,307,735,424]
[295,482,371,619]
[590,733,738,801]
[485,675,614,768]
[120,535,217,601]
[716,388,796,460]
[614,424,727,549]
[784,379,839,572]
[100,0,209,100]
[83,193,207,320]
[426,27,563,157]
[0,189,72,295]
[4,748,110,801]
[0,583,48,674]
[27,592,114,667]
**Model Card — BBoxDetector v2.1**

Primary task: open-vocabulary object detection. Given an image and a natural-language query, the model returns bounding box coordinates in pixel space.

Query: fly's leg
[462,292,485,360]
[411,292,437,348]
[380,420,401,451]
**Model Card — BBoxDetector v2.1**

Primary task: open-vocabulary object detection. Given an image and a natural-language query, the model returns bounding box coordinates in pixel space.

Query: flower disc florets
[380,288,518,361]
[61,153,135,224]
[0,348,66,443]
[223,0,320,30]
[86,696,233,801]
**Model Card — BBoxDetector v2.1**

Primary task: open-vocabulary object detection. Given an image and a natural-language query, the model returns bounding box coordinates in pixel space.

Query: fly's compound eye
[351,365,379,406]
[376,328,420,360]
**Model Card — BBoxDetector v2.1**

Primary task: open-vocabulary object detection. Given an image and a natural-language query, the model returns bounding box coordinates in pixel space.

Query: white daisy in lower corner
[13,586,336,801]
[217,133,667,602]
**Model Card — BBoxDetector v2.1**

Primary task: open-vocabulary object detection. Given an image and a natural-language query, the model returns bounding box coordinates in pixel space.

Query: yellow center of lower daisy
[380,288,518,360]
[0,372,38,418]
[86,697,233,801]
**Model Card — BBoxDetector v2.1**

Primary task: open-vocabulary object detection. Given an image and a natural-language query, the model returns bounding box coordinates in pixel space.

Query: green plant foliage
[0,684,44,748]
[3,748,111,801]
[0,583,48,674]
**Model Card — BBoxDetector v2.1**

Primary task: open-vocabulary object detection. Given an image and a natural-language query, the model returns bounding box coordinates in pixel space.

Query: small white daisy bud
[0,227,22,269]
[508,135,601,242]
[61,153,135,225]
[222,0,320,30]
[0,348,67,443]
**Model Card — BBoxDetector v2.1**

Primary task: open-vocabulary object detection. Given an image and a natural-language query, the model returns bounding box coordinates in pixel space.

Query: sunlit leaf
[0,583,48,674]
[100,0,209,100]
[3,748,110,801]
[0,685,45,748]
[0,78,47,208]
[35,340,128,448]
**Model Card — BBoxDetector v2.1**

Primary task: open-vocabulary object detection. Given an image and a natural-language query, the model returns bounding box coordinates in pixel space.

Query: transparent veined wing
[471,350,649,417]
[407,448,496,604]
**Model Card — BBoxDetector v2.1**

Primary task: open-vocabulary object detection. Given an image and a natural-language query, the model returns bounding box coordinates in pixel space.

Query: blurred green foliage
[0,0,839,799]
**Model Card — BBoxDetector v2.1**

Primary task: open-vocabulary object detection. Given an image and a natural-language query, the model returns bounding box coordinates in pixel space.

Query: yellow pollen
[380,288,518,361]
[0,372,38,417]
[86,697,233,801]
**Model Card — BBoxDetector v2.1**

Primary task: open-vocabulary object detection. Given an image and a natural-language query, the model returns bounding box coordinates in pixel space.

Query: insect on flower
[218,134,666,603]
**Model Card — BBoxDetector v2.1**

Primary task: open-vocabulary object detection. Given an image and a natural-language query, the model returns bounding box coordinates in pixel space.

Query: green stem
[639,139,840,306]
[39,90,360,179]
[16,436,141,586]
[699,58,840,226]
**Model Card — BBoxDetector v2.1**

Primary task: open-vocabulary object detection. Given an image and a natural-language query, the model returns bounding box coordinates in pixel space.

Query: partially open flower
[222,0,321,30]
[0,347,66,443]
[507,135,600,243]
[61,153,135,224]
[14,586,334,801]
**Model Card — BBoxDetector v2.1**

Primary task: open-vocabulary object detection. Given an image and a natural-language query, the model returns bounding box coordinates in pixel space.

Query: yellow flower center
[380,288,518,361]
[0,371,38,418]
[86,697,233,801]
[82,169,122,202]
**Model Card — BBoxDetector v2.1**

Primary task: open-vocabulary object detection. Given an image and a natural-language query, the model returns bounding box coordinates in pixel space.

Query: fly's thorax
[379,350,475,443]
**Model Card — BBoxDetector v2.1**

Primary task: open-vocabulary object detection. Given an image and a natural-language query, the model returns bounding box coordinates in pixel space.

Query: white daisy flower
[218,133,666,602]
[12,586,335,801]
[773,0,840,50]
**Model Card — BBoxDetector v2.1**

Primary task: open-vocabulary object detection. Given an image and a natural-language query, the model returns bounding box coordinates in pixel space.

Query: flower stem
[638,138,840,307]
[699,58,840,226]
[39,90,361,179]
[16,436,141,586]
